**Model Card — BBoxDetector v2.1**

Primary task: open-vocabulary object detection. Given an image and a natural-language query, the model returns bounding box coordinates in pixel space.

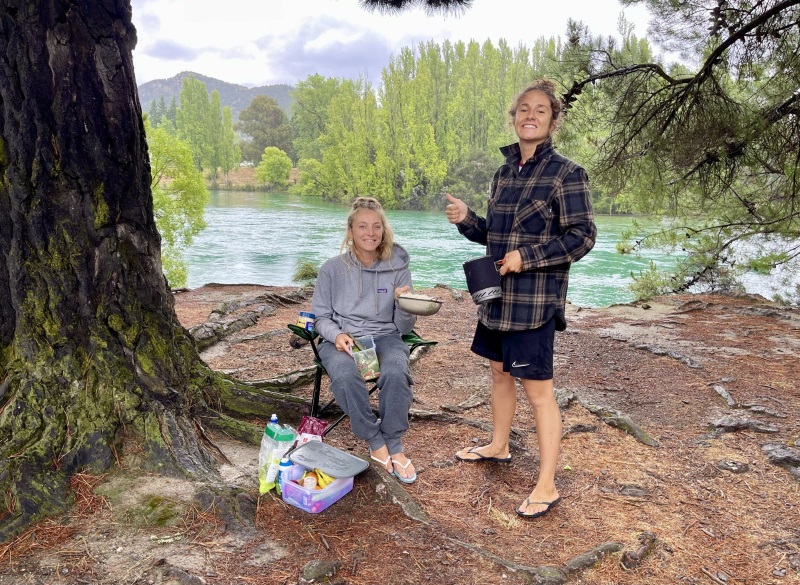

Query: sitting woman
[311,197,418,484]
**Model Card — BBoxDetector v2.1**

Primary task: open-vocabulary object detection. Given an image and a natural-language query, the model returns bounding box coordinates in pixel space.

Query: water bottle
[258,414,296,494]
[276,457,293,496]
[259,415,282,493]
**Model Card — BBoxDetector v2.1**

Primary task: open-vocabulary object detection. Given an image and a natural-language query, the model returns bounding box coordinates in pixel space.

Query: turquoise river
[183,191,761,308]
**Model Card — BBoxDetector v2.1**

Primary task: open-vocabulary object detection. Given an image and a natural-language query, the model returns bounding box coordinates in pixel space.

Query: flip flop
[516,496,561,519]
[370,452,393,473]
[455,446,512,464]
[390,457,417,484]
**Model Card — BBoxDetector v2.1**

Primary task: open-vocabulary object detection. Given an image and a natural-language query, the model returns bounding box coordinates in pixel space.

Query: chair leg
[322,413,348,437]
[310,366,323,418]
[320,382,380,437]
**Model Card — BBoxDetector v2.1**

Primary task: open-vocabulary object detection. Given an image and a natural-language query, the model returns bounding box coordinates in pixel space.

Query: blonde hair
[508,78,565,136]
[341,197,395,261]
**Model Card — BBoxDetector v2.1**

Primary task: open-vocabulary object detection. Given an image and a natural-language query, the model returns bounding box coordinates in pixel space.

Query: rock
[618,484,648,497]
[762,443,800,479]
[300,559,341,583]
[741,404,787,418]
[711,416,779,434]
[716,460,750,474]
[710,384,736,407]
[434,283,464,301]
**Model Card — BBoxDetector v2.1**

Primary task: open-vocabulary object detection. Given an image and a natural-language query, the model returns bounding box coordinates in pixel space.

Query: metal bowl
[396,294,443,316]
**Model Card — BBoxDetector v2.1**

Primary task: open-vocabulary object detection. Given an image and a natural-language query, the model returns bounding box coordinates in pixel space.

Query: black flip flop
[454,446,512,464]
[516,496,561,519]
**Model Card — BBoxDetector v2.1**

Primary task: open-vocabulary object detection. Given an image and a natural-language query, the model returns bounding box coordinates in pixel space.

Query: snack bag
[297,415,328,445]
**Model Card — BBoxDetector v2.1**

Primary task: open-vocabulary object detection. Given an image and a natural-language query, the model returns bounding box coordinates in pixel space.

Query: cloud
[257,17,393,84]
[142,39,203,61]
[136,11,161,31]
[217,46,252,59]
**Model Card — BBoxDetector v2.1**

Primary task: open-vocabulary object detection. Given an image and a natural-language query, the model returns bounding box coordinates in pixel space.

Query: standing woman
[445,79,596,517]
[312,197,418,484]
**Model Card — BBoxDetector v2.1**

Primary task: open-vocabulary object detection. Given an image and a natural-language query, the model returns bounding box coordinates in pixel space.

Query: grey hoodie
[312,244,417,343]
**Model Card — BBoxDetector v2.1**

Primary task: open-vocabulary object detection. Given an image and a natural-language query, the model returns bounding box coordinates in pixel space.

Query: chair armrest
[402,329,437,351]
[288,324,319,342]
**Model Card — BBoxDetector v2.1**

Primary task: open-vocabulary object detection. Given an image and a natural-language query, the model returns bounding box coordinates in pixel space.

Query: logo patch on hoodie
[377,288,388,293]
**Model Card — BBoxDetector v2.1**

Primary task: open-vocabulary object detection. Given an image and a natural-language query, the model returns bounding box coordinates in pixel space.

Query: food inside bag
[352,335,380,380]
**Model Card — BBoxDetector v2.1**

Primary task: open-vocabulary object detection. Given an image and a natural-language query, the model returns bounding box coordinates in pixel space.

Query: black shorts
[470,319,555,380]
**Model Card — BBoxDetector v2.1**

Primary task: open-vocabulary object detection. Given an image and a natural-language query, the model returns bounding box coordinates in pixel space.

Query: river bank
[2,286,797,584]
[205,165,299,191]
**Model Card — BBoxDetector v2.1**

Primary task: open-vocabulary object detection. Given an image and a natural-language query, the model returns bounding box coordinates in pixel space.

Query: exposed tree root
[447,536,624,584]
[579,400,660,446]
[620,531,657,570]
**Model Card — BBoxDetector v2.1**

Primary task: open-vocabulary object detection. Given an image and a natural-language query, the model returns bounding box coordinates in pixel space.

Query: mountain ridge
[137,71,294,121]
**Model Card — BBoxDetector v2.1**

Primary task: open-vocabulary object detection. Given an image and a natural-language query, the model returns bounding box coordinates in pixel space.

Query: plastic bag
[352,335,380,380]
[353,348,380,380]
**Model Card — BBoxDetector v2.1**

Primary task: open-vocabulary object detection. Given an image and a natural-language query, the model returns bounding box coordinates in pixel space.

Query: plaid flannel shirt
[457,138,596,331]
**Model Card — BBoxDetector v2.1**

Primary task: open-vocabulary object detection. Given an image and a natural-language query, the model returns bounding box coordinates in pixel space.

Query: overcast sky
[130,0,653,87]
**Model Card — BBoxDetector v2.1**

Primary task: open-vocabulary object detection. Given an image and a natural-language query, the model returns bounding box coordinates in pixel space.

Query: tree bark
[0,1,220,540]
[0,0,474,542]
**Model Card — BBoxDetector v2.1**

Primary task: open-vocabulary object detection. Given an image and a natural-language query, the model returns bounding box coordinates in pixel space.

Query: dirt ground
[1,283,799,585]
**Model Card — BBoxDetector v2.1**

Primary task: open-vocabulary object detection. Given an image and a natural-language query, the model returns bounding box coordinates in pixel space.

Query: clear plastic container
[281,442,368,513]
[281,464,354,514]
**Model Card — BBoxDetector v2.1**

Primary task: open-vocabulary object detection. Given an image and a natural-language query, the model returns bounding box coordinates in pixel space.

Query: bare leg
[456,360,515,460]
[518,378,561,515]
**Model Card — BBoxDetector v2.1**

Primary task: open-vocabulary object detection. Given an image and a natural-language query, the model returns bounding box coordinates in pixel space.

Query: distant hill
[137,71,294,122]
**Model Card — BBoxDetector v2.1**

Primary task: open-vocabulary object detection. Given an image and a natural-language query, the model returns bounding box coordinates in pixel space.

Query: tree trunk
[0,1,220,540]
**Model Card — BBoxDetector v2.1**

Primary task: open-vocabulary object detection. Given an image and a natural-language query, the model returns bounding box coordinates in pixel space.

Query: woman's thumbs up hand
[444,193,468,224]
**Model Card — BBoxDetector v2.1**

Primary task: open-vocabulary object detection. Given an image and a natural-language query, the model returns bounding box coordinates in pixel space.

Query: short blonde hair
[341,197,395,261]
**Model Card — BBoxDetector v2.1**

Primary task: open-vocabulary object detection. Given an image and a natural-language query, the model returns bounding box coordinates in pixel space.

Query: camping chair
[287,324,436,436]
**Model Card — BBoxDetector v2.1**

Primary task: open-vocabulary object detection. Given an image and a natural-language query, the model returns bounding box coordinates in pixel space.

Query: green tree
[291,158,330,197]
[166,96,178,127]
[205,90,224,180]
[444,149,496,211]
[235,95,293,164]
[255,147,293,189]
[174,79,238,181]
[148,97,166,127]
[566,0,800,302]
[218,107,241,184]
[318,78,387,203]
[290,74,341,161]
[0,0,475,542]
[145,120,208,288]
[176,75,214,171]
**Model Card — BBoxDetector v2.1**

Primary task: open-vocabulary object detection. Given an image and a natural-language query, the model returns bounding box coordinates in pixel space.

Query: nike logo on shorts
[511,361,530,368]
